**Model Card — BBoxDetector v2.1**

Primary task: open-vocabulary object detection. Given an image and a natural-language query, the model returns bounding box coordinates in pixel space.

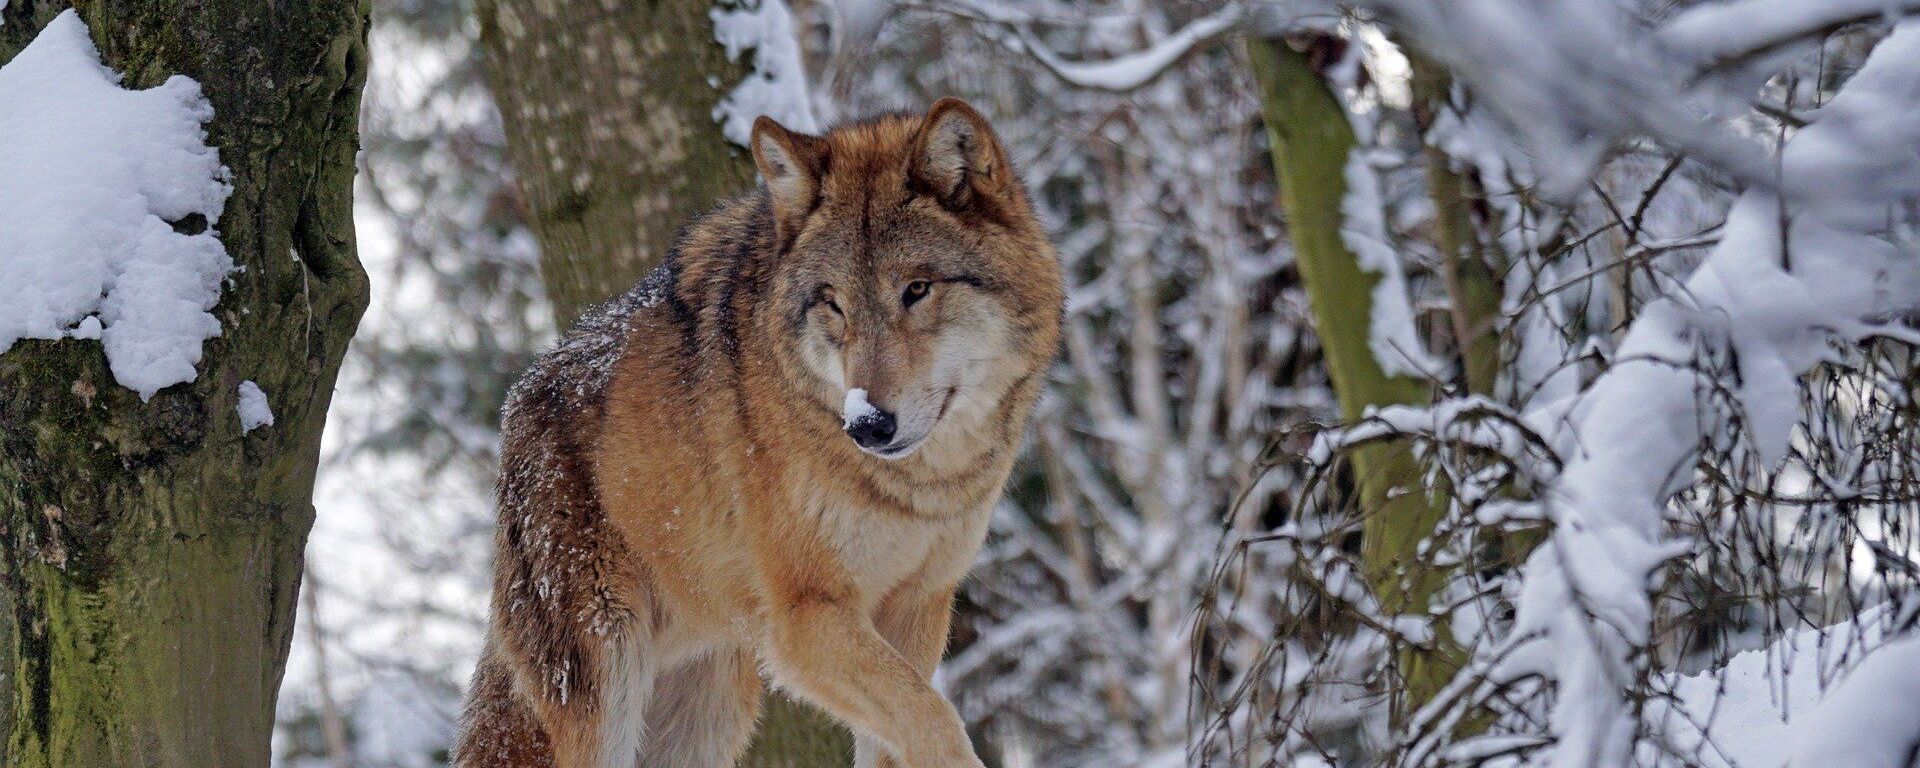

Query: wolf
[450,98,1063,768]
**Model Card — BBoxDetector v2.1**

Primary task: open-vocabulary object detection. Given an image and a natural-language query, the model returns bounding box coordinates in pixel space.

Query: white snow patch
[1789,633,1920,768]
[237,380,274,433]
[0,10,233,400]
[1647,608,1910,768]
[711,0,819,147]
[1339,151,1448,379]
[70,315,102,340]
[842,387,877,429]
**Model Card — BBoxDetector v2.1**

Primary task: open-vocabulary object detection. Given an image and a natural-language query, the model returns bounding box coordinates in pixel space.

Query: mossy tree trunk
[476,1,851,764]
[1245,37,1460,722]
[0,1,370,766]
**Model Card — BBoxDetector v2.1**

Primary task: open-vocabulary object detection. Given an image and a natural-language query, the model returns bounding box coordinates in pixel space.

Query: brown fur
[453,99,1063,768]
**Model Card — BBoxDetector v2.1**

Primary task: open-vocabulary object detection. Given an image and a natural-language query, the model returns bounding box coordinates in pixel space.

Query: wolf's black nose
[846,409,897,449]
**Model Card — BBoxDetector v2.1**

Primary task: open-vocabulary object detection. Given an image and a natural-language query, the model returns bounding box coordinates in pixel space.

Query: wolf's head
[751,99,1062,461]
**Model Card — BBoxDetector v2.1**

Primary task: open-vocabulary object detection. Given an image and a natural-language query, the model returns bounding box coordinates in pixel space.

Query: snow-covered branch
[1470,19,1920,767]
[1011,3,1244,91]
[1664,0,1920,71]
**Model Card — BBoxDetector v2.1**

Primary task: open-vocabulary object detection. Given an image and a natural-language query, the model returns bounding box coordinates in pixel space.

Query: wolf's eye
[902,280,932,308]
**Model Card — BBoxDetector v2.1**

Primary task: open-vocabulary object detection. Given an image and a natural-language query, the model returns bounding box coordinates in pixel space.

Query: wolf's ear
[751,116,828,240]
[910,98,1014,211]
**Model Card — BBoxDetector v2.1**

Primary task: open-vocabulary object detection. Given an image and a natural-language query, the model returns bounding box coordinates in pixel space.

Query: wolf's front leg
[766,591,983,768]
[856,586,963,768]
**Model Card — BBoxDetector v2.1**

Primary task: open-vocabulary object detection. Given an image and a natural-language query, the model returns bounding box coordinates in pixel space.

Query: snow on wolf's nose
[842,388,897,449]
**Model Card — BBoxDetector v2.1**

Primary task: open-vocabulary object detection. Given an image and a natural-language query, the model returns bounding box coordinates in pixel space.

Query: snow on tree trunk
[476,0,851,763]
[0,1,369,765]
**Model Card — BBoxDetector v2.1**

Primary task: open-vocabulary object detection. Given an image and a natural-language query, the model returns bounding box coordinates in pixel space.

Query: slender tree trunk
[1408,56,1504,398]
[1245,37,1459,721]
[303,569,355,768]
[0,1,370,766]
[1406,50,1542,593]
[476,1,851,764]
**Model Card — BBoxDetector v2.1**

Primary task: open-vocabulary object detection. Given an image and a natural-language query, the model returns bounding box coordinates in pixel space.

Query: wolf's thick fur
[451,99,1062,768]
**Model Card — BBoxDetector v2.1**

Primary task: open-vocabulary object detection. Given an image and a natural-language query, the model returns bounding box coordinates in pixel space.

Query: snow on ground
[1788,633,1920,768]
[0,10,231,400]
[238,380,274,433]
[711,0,818,146]
[1650,607,1913,768]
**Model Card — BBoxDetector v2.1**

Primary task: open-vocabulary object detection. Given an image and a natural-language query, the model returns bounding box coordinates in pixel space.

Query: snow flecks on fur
[237,380,274,433]
[489,265,672,709]
[502,263,670,422]
[842,387,877,429]
[452,653,556,768]
[0,11,232,401]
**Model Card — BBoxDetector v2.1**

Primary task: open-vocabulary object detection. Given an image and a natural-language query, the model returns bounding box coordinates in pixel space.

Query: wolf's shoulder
[502,261,676,430]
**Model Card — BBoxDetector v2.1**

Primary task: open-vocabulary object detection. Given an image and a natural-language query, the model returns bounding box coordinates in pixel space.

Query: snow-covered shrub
[1193,4,1920,766]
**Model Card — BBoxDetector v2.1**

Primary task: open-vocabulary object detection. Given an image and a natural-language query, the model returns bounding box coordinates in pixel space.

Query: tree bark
[477,0,759,326]
[476,0,851,764]
[1245,37,1460,722]
[0,1,370,766]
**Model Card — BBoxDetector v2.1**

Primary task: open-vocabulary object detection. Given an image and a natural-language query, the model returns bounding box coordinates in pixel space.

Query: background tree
[1245,35,1455,721]
[476,0,757,325]
[0,1,369,766]
[475,0,850,763]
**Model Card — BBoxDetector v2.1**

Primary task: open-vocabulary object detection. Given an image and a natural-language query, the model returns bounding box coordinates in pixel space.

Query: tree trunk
[477,0,758,325]
[476,1,851,764]
[741,694,859,768]
[1245,37,1460,722]
[1408,55,1504,398]
[0,1,370,766]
